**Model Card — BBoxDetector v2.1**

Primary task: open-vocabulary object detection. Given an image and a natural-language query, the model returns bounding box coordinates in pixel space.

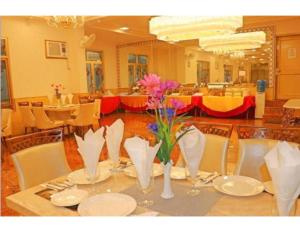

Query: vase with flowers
[138,74,192,199]
[51,83,65,106]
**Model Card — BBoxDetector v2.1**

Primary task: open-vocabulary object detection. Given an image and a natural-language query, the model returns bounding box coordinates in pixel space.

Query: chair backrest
[31,106,54,129]
[6,129,70,190]
[94,99,101,118]
[1,108,12,136]
[19,106,36,127]
[18,101,29,106]
[176,122,233,175]
[31,102,43,107]
[72,103,95,126]
[235,125,300,181]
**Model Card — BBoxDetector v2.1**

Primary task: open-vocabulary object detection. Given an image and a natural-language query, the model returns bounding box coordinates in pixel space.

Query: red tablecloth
[101,96,121,115]
[192,95,255,118]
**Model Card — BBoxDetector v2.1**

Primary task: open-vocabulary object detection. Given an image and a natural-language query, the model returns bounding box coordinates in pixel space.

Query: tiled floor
[1,112,264,216]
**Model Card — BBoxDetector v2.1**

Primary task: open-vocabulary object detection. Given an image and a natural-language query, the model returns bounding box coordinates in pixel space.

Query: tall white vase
[160,160,174,199]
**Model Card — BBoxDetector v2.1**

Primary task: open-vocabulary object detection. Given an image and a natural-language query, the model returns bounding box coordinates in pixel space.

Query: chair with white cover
[176,122,233,175]
[66,103,95,136]
[235,125,300,181]
[1,108,12,161]
[18,103,36,134]
[6,129,71,190]
[93,98,102,127]
[31,106,64,131]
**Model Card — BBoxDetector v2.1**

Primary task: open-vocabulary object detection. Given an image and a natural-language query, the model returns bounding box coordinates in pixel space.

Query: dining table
[43,104,79,121]
[6,159,300,216]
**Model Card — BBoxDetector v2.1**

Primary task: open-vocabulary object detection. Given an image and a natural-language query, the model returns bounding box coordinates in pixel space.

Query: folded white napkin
[264,141,300,216]
[67,94,74,104]
[74,128,105,178]
[61,95,67,105]
[176,125,206,178]
[124,136,162,189]
[105,119,124,163]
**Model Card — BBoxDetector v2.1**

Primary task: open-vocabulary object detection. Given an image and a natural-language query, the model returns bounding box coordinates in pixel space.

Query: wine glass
[136,165,154,207]
[185,166,200,196]
[271,195,297,216]
[84,165,100,195]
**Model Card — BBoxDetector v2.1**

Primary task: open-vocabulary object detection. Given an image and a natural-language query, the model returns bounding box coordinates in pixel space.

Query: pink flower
[138,74,161,93]
[170,98,185,110]
[160,80,180,91]
[146,97,162,110]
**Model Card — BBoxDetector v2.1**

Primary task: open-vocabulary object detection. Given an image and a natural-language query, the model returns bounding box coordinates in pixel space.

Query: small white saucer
[51,189,89,207]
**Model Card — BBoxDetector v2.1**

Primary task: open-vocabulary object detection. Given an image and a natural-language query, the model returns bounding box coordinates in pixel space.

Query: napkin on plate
[176,125,206,178]
[124,136,162,189]
[105,119,124,163]
[264,141,300,216]
[61,95,67,105]
[67,94,74,104]
[75,128,105,177]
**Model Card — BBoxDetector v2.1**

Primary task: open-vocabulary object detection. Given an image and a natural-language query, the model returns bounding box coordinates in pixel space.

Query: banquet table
[6,160,300,216]
[193,95,255,118]
[44,104,79,121]
[100,96,121,115]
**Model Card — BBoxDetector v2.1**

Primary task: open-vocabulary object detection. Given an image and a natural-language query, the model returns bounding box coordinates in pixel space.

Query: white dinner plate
[78,193,137,216]
[170,167,212,180]
[263,181,274,195]
[170,167,187,180]
[213,175,265,197]
[123,164,163,178]
[67,167,111,185]
[50,189,88,207]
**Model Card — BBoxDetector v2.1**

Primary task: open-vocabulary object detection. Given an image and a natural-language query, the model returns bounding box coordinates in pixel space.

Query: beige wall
[1,16,87,99]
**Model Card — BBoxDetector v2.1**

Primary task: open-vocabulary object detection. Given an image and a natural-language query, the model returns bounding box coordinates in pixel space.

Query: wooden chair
[66,103,95,136]
[18,105,36,134]
[1,108,13,162]
[6,129,71,190]
[235,125,300,181]
[18,101,30,106]
[31,106,64,132]
[176,122,233,175]
[31,102,43,107]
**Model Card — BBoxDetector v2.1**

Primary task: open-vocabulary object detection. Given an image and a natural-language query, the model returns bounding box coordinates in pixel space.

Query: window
[224,65,233,82]
[128,54,148,87]
[85,50,104,93]
[251,63,269,86]
[197,61,210,85]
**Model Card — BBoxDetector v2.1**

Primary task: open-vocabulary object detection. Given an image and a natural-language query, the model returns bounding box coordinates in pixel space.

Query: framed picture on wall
[1,38,7,57]
[45,40,67,59]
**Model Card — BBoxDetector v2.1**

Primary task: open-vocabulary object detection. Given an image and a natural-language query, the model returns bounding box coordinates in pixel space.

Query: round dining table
[44,104,79,121]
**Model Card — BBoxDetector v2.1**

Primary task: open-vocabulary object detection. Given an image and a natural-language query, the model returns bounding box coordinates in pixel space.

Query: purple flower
[170,98,185,110]
[147,123,158,133]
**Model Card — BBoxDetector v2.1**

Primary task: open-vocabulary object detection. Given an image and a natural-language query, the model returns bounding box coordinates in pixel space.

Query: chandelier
[46,16,84,29]
[199,31,266,54]
[149,16,243,42]
[229,51,245,59]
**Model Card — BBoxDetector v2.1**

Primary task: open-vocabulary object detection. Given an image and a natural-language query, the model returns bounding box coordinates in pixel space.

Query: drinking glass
[136,166,154,207]
[271,195,297,216]
[185,166,200,196]
[84,165,100,195]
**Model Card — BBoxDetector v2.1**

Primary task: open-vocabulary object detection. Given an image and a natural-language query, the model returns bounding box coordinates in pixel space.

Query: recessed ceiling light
[119,26,129,31]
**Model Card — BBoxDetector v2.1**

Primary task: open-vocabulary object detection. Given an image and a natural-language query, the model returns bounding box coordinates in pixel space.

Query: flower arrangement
[138,74,192,165]
[51,83,65,99]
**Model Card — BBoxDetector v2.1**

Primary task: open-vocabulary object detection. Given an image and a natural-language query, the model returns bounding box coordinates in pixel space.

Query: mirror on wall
[1,38,14,108]
[116,26,275,95]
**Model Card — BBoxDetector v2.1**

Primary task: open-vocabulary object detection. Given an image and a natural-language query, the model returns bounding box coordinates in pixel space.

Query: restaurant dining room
[1,0,300,229]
